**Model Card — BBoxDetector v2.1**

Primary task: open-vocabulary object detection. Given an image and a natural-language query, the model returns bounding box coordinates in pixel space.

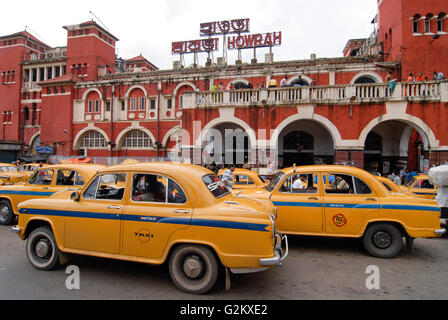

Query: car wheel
[169,245,219,294]
[26,226,60,271]
[0,200,14,225]
[362,223,403,259]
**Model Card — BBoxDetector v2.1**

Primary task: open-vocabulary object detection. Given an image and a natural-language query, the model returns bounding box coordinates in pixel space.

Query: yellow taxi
[217,168,268,190]
[400,175,437,200]
[17,163,48,181]
[0,164,104,225]
[237,165,445,259]
[0,163,28,185]
[375,176,403,193]
[12,162,287,294]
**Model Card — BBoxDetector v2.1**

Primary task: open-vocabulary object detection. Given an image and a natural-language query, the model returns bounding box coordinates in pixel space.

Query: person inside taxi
[292,175,306,190]
[133,174,165,202]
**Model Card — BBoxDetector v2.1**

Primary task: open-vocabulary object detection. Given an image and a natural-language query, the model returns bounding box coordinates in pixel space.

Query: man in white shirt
[292,175,306,189]
[221,165,235,188]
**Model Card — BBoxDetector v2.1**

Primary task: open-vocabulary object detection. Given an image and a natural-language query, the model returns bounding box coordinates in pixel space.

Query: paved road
[0,224,447,300]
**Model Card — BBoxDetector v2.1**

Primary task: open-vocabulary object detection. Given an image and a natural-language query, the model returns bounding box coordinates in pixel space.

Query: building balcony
[182,81,448,109]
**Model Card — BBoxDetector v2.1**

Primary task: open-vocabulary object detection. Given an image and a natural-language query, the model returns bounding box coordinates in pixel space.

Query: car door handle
[308,197,319,200]
[107,205,121,209]
[174,209,190,214]
[366,198,377,201]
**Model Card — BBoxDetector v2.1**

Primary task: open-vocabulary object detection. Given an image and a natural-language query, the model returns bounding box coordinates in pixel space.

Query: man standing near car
[221,164,235,189]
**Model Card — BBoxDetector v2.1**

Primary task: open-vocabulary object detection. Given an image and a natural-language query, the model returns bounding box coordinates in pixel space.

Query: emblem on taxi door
[135,228,153,243]
[332,214,347,227]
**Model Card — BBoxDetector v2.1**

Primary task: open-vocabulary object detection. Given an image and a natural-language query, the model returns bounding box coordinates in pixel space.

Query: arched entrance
[202,122,251,166]
[277,120,335,168]
[363,120,429,174]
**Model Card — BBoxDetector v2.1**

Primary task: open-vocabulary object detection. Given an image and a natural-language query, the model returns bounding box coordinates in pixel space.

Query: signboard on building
[36,146,53,154]
[227,32,282,50]
[200,19,250,36]
[171,38,219,55]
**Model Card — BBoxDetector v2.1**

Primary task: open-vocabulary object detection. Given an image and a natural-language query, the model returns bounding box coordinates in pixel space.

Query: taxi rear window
[202,174,230,198]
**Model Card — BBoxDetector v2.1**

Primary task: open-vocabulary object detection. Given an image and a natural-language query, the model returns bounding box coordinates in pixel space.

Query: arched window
[79,131,107,148]
[122,130,153,148]
[354,75,377,84]
[425,13,434,33]
[413,14,421,33]
[438,12,446,32]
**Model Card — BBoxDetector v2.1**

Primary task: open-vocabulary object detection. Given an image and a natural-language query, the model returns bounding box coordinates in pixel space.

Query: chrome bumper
[11,226,21,234]
[435,228,446,235]
[259,232,288,266]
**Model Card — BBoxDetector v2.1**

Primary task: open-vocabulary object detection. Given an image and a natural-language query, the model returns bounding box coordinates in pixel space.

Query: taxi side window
[131,174,187,204]
[354,177,372,195]
[29,169,54,185]
[280,173,318,194]
[325,174,372,195]
[56,170,84,186]
[234,175,254,185]
[83,173,127,200]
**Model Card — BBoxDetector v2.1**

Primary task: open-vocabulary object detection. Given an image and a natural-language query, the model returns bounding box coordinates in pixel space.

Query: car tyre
[0,200,14,225]
[26,226,60,271]
[362,223,403,259]
[169,244,219,294]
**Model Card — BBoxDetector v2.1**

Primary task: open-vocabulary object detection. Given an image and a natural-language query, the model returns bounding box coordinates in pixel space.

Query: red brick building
[0,0,447,173]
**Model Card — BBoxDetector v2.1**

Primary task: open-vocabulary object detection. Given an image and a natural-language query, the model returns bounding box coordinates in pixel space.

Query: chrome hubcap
[373,231,392,249]
[0,206,9,222]
[183,256,203,279]
[35,239,51,258]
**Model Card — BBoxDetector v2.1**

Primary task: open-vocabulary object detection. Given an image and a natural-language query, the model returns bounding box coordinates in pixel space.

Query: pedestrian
[385,72,392,82]
[218,82,224,90]
[407,73,414,82]
[268,78,277,88]
[221,164,235,188]
[416,73,424,81]
[280,76,288,87]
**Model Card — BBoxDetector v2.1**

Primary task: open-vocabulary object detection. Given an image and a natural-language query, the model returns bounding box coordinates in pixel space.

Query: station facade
[0,0,447,173]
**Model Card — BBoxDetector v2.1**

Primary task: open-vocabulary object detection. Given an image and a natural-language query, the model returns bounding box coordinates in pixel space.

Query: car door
[64,172,127,254]
[9,168,56,210]
[323,173,380,235]
[270,172,323,234]
[121,173,192,259]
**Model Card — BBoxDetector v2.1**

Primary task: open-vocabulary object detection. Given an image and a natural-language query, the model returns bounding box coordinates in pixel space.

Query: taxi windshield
[202,174,230,198]
[0,166,18,172]
[265,171,285,192]
[405,178,416,187]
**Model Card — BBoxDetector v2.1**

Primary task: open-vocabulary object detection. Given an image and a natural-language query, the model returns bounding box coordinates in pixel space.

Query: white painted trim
[161,126,182,147]
[81,88,103,101]
[194,116,257,149]
[270,112,342,150]
[72,126,110,150]
[350,71,383,84]
[173,82,197,96]
[358,113,439,150]
[29,132,41,147]
[115,126,156,151]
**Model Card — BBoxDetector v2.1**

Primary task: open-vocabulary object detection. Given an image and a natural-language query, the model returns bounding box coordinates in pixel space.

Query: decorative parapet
[182,81,447,109]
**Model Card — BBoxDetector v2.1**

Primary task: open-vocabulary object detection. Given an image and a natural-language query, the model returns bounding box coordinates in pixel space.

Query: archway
[362,120,429,174]
[277,119,335,168]
[202,122,251,166]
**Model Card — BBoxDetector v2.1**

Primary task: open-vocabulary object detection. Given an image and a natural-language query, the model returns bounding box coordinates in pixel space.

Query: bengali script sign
[172,38,219,54]
[200,19,250,36]
[227,32,282,50]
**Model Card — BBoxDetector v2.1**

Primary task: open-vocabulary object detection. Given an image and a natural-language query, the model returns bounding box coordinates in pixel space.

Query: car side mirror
[71,191,80,202]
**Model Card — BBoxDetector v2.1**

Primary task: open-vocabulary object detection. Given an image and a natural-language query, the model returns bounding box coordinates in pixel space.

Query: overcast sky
[3,0,378,70]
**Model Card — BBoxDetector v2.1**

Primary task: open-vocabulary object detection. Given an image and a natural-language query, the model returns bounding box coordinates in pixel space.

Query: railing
[183,81,447,109]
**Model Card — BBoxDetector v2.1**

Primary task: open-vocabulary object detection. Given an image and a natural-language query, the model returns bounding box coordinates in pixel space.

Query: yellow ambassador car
[400,175,437,200]
[0,164,104,225]
[218,168,268,190]
[12,163,287,294]
[0,163,28,185]
[237,165,445,259]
